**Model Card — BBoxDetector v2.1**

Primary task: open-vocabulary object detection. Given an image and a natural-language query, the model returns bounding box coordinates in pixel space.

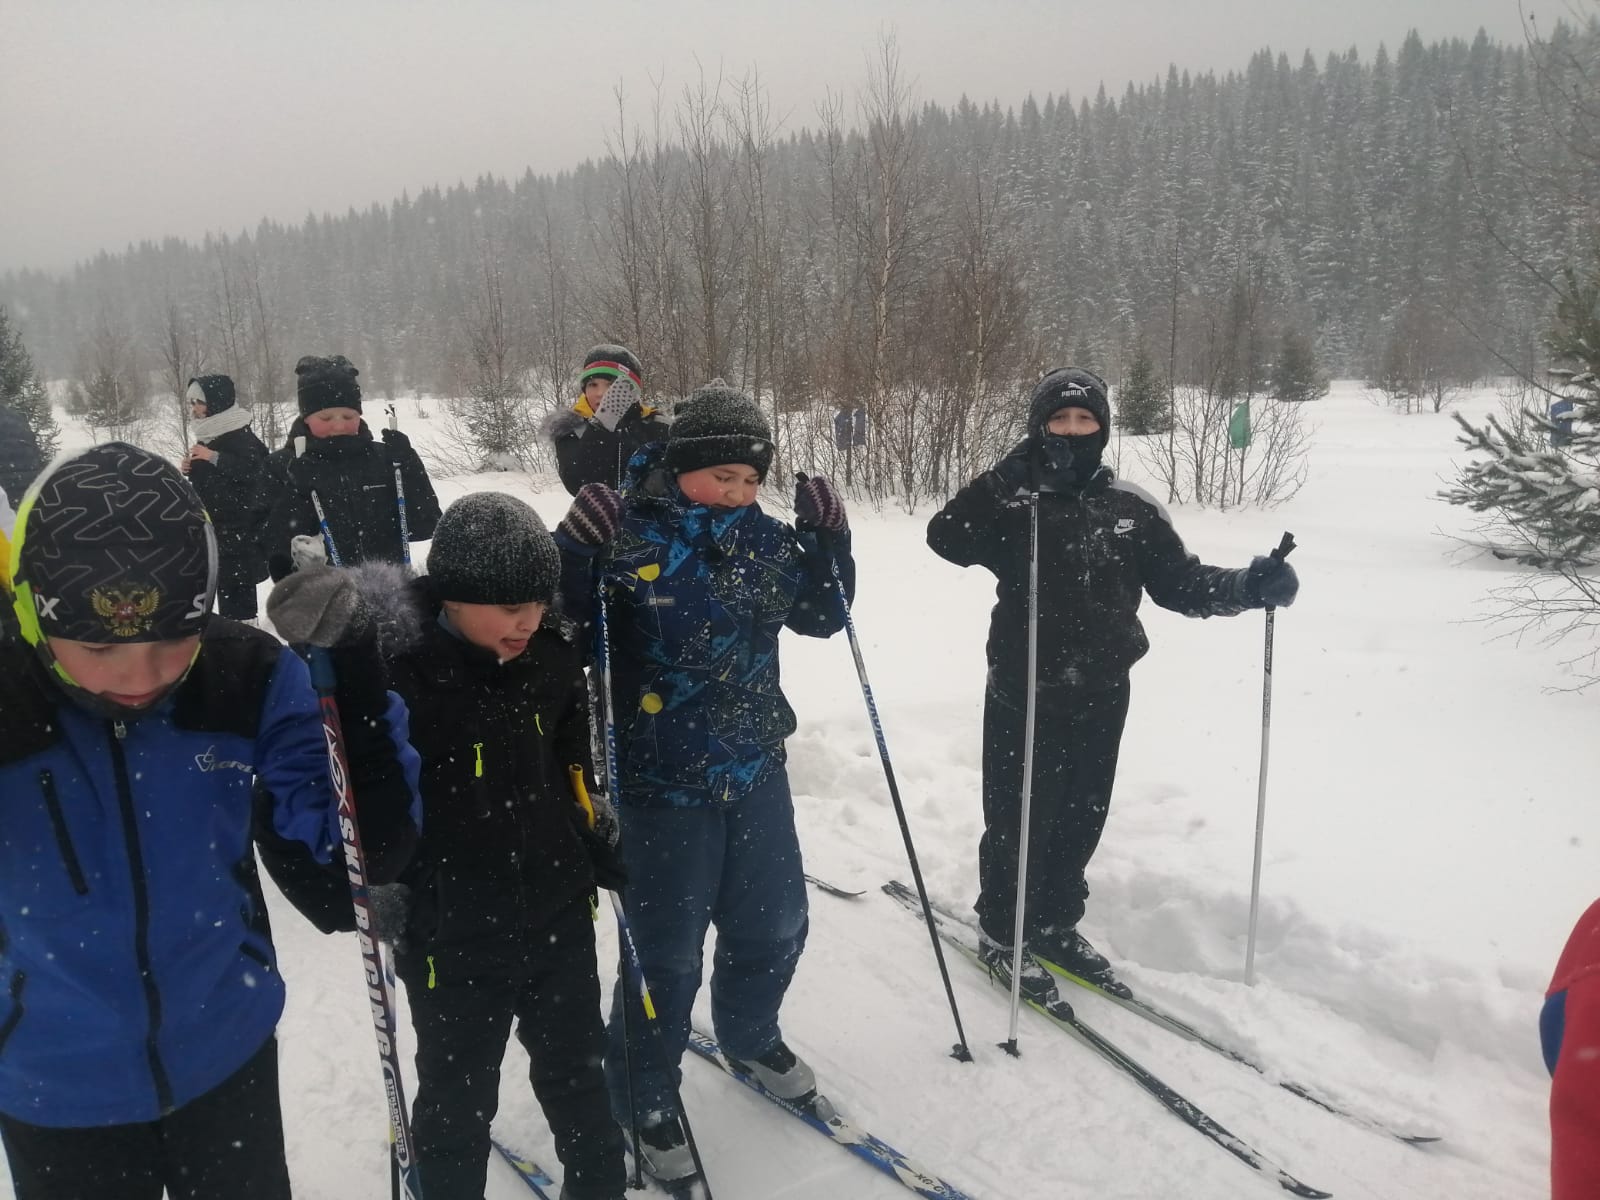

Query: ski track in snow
[5,382,1584,1198]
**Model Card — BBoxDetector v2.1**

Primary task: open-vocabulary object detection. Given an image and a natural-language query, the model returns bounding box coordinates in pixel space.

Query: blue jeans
[605,769,809,1122]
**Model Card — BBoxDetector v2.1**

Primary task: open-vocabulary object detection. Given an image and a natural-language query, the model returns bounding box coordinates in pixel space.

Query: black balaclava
[1028,367,1111,487]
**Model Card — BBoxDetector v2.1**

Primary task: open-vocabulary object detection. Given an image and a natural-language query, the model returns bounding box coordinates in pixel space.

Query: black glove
[794,474,848,532]
[380,427,411,450]
[991,439,1037,494]
[1245,555,1299,608]
[367,882,414,948]
[574,816,628,892]
[556,483,625,549]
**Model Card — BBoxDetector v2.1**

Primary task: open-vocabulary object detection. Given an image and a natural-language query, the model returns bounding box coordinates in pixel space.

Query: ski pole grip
[1272,532,1296,561]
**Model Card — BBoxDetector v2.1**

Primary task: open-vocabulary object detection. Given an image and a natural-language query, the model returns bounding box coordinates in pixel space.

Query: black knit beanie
[295,354,362,417]
[10,442,217,647]
[427,492,560,606]
[579,344,644,390]
[1029,367,1111,448]
[186,374,236,415]
[663,385,774,480]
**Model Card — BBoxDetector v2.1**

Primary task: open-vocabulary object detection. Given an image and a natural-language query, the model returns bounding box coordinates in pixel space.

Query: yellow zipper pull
[473,742,484,778]
[426,955,437,989]
[535,713,544,736]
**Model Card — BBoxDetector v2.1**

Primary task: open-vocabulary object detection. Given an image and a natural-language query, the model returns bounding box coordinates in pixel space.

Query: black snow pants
[974,676,1132,945]
[396,894,624,1200]
[0,1036,290,1200]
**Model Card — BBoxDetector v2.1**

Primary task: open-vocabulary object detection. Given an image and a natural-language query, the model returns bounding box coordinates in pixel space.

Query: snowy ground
[11,382,1590,1198]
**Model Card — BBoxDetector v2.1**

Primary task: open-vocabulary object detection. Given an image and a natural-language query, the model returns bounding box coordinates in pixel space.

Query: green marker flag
[1228,400,1252,450]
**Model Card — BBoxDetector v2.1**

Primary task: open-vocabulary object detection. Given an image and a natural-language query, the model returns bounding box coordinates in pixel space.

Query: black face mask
[1038,433,1103,487]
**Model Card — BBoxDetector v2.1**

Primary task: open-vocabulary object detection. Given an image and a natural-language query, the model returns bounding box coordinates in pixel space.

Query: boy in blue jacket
[0,443,420,1200]
[555,386,852,1186]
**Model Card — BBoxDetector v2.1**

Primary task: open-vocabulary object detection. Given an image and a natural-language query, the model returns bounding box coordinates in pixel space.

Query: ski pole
[310,490,343,568]
[593,576,714,1195]
[1002,476,1043,1056]
[387,406,412,566]
[1244,531,1296,986]
[800,478,973,1063]
[307,646,423,1199]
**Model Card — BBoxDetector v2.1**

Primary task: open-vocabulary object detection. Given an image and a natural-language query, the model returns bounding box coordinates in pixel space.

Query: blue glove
[1246,555,1299,608]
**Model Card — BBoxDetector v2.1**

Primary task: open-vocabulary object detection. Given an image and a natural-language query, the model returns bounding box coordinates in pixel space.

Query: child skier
[370,491,627,1200]
[926,367,1299,998]
[545,344,670,495]
[180,374,269,621]
[1543,897,1600,1198]
[259,354,440,582]
[554,386,853,1186]
[0,442,421,1200]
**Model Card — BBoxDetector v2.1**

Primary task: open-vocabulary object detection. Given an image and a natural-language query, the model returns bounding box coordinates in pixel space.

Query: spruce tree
[0,306,59,459]
[1270,329,1329,404]
[1115,340,1169,435]
[1443,261,1600,572]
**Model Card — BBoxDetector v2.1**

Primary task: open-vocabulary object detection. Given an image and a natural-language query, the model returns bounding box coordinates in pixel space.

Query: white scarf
[192,404,255,444]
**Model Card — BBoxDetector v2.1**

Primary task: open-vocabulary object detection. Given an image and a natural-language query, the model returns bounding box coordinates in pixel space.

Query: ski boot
[725,1039,819,1109]
[1034,927,1133,1000]
[977,930,1060,1005]
[627,1111,697,1186]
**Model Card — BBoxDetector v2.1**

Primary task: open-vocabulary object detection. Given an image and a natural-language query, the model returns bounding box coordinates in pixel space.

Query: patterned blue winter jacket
[0,621,422,1128]
[558,446,855,808]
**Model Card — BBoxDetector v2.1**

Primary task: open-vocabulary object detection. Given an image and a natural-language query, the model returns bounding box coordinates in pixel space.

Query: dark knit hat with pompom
[295,354,362,417]
[663,385,773,480]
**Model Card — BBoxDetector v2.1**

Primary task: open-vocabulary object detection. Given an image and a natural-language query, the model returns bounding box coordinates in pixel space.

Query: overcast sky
[0,0,1533,274]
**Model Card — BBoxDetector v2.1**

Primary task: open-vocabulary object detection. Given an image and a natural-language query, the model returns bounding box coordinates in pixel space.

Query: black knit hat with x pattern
[12,442,217,645]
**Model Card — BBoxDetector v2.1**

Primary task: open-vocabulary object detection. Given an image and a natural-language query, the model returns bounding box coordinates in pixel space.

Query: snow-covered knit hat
[295,354,362,417]
[426,492,560,607]
[663,385,773,480]
[1029,367,1111,448]
[186,374,236,415]
[579,344,644,391]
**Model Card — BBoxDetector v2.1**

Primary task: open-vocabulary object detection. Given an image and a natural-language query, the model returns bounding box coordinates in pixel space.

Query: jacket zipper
[108,721,175,1114]
[38,770,89,896]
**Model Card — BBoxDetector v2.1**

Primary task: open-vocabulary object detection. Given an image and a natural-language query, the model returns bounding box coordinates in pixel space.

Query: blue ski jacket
[558,444,854,808]
[0,621,421,1128]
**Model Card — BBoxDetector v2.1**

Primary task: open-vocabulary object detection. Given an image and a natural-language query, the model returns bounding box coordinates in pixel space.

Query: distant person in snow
[926,367,1299,1000]
[545,344,670,495]
[0,403,45,506]
[0,442,421,1200]
[1543,898,1600,1199]
[554,386,852,1188]
[257,354,439,582]
[180,374,269,622]
[366,492,628,1200]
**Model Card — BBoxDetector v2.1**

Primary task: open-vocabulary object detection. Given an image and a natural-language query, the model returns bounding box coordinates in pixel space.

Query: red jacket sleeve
[1550,899,1600,1200]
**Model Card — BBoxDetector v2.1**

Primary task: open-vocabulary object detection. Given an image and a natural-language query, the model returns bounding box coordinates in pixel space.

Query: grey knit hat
[427,492,559,606]
[663,385,773,480]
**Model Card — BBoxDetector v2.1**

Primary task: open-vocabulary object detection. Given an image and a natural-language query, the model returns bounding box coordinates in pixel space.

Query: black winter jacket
[927,463,1253,698]
[260,422,440,581]
[384,582,600,971]
[547,404,672,495]
[0,406,44,503]
[189,425,268,534]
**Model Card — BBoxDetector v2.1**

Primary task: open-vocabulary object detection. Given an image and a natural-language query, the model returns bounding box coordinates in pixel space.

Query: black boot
[1034,927,1132,999]
[977,930,1060,1005]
